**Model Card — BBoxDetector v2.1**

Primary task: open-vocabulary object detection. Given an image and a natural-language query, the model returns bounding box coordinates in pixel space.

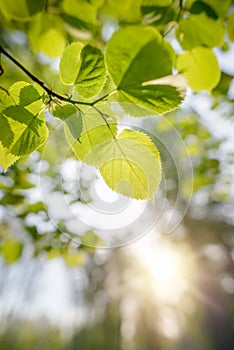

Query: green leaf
[105,26,183,115]
[199,0,231,18]
[75,45,106,99]
[0,88,14,112]
[105,26,175,88]
[6,82,43,109]
[99,129,162,201]
[212,72,234,96]
[177,13,224,49]
[8,81,42,104]
[65,104,117,166]
[64,250,87,266]
[62,0,102,24]
[53,103,83,140]
[38,28,66,58]
[80,230,104,248]
[0,0,45,20]
[227,12,234,42]
[119,75,186,115]
[60,43,106,99]
[28,13,66,58]
[0,238,23,264]
[101,0,142,22]
[0,143,19,172]
[0,82,48,157]
[177,47,221,92]
[59,42,84,85]
[142,0,172,5]
[53,103,78,121]
[190,1,218,19]
[2,106,48,155]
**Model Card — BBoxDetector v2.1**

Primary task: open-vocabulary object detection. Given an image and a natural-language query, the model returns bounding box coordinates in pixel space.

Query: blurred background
[1,0,234,349]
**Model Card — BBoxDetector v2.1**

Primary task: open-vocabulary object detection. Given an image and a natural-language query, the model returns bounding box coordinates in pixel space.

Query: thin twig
[0,45,111,107]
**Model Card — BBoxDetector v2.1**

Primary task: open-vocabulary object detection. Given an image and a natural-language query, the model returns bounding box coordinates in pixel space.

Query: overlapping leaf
[65,104,117,166]
[119,75,186,116]
[0,0,45,20]
[59,42,84,84]
[0,82,48,169]
[64,102,161,200]
[60,43,106,98]
[99,129,162,201]
[75,45,106,99]
[105,26,185,115]
[53,103,83,140]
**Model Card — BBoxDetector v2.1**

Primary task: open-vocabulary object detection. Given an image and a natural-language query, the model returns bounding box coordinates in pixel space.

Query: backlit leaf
[105,26,175,88]
[0,238,23,264]
[0,0,45,20]
[62,0,102,24]
[0,82,48,157]
[0,143,19,172]
[2,106,48,155]
[177,12,224,49]
[65,104,117,166]
[99,129,162,201]
[75,45,106,99]
[60,44,106,99]
[119,75,186,115]
[53,103,83,140]
[59,42,84,85]
[28,13,66,58]
[38,28,66,58]
[101,0,142,22]
[105,26,184,115]
[177,47,221,91]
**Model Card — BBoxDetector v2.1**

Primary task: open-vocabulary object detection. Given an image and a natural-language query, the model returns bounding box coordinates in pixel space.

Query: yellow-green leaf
[105,25,175,88]
[99,129,162,201]
[177,12,224,49]
[75,45,106,99]
[0,238,23,264]
[0,82,48,157]
[0,143,19,172]
[0,0,45,20]
[177,47,221,92]
[65,104,117,166]
[59,42,84,85]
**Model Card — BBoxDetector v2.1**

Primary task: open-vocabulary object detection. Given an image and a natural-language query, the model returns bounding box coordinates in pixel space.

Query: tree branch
[0,45,110,107]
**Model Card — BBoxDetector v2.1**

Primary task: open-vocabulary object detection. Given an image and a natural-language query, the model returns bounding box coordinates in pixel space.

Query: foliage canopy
[0,0,233,263]
[1,0,233,201]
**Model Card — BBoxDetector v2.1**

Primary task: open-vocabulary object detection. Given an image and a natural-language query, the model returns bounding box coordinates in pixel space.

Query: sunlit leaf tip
[99,129,162,201]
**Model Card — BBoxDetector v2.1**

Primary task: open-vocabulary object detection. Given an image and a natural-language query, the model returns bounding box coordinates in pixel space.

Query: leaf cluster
[0,0,233,202]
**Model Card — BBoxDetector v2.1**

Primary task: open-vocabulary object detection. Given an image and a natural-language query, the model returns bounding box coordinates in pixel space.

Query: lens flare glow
[141,244,188,303]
